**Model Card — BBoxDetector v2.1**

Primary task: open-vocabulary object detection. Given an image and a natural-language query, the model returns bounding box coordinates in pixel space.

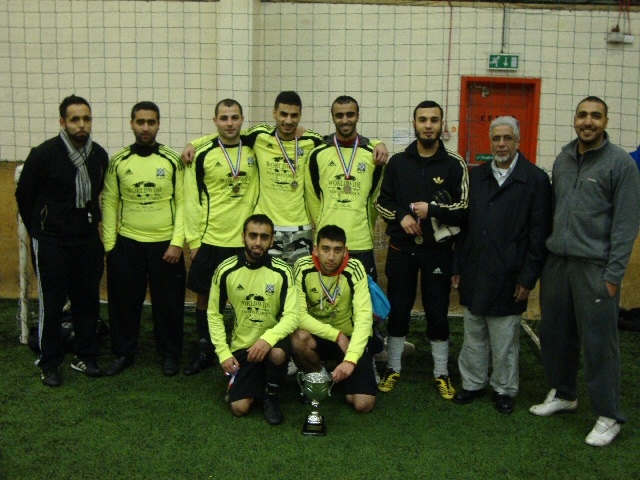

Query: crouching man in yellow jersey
[207,214,299,425]
[291,225,377,413]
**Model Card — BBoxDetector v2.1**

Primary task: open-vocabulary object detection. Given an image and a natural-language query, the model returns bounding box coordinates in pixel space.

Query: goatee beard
[418,137,438,149]
[244,246,265,262]
[494,154,513,164]
[69,132,89,146]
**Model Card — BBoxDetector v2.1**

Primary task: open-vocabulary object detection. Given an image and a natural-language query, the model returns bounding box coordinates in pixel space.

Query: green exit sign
[489,54,519,70]
[476,154,494,162]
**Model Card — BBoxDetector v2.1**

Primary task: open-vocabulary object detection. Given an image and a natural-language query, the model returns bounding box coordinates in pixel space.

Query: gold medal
[232,184,240,194]
[343,184,352,194]
[291,180,299,189]
[415,235,424,245]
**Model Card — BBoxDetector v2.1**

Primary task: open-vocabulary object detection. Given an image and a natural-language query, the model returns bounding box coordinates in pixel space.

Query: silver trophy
[297,370,335,436]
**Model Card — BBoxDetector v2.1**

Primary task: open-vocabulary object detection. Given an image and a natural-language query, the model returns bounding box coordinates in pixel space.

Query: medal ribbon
[218,138,242,180]
[275,131,298,177]
[318,272,341,311]
[333,134,359,180]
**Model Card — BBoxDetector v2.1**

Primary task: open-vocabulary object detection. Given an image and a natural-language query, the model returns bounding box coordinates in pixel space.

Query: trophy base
[302,422,327,436]
[302,412,326,436]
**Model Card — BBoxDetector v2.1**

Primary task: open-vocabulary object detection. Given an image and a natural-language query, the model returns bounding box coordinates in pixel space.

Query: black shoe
[104,356,134,376]
[162,357,179,377]
[454,388,487,405]
[494,392,515,414]
[183,352,214,376]
[70,356,103,377]
[40,367,62,387]
[263,393,284,425]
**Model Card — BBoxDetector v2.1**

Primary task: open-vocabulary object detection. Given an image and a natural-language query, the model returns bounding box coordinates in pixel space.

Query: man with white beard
[451,116,552,413]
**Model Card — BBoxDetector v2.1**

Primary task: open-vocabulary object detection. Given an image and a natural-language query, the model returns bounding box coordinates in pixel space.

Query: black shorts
[187,244,240,296]
[312,335,377,396]
[226,338,291,403]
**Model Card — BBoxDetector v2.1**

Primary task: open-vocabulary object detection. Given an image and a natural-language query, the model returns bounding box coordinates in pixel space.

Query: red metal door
[459,77,541,165]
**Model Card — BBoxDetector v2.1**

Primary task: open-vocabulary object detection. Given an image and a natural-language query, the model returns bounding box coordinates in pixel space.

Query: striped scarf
[60,130,93,208]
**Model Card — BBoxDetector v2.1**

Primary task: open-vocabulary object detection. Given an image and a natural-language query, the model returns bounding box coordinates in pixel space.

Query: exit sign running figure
[489,54,519,70]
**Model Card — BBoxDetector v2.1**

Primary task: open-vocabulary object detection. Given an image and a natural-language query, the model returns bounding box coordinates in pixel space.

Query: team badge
[357,163,366,172]
[156,168,166,179]
[247,157,256,167]
[265,283,275,295]
[297,147,305,156]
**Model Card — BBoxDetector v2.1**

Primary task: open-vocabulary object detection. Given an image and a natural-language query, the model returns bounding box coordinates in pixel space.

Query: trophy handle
[327,378,335,397]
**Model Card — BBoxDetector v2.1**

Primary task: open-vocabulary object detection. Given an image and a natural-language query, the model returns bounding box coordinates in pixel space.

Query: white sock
[431,339,449,377]
[386,336,405,372]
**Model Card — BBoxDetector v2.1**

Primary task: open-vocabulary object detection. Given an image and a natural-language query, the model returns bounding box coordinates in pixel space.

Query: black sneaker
[70,356,103,377]
[40,367,62,387]
[104,356,134,376]
[264,391,283,425]
[183,351,214,376]
[162,357,179,377]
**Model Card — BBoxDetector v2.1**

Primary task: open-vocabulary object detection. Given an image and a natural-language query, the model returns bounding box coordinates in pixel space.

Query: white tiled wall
[1,0,638,172]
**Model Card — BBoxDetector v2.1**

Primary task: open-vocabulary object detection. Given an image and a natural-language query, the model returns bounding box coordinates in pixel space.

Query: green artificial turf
[0,299,637,479]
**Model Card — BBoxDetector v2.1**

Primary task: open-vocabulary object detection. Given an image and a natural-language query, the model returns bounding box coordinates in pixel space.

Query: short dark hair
[274,91,302,110]
[331,95,359,115]
[243,214,274,235]
[131,101,160,121]
[413,100,443,121]
[215,98,243,117]
[316,225,346,245]
[576,96,608,117]
[59,95,91,119]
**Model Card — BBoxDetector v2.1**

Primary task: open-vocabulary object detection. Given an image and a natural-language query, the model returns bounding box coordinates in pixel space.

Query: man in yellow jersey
[306,96,385,280]
[292,225,376,413]
[102,101,186,377]
[183,91,389,268]
[183,93,388,376]
[208,214,299,425]
[183,99,259,375]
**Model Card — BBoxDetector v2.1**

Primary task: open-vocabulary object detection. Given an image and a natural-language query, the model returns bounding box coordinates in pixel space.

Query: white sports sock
[431,339,449,377]
[386,336,405,372]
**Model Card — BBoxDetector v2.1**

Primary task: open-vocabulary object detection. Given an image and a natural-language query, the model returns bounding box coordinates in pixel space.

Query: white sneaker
[529,389,578,416]
[287,359,298,376]
[585,416,620,447]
